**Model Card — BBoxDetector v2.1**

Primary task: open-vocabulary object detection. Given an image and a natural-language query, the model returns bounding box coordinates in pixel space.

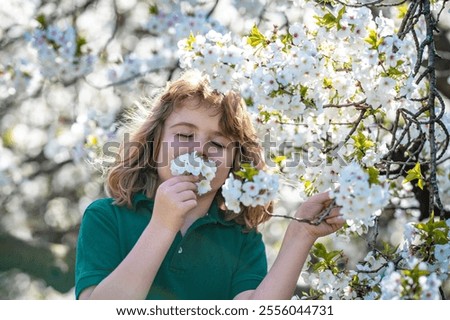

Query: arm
[235,192,344,300]
[79,175,198,300]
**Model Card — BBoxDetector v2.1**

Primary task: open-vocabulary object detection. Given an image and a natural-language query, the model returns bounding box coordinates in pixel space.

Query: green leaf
[247,24,267,47]
[36,14,47,29]
[397,3,409,19]
[272,155,286,166]
[312,243,328,258]
[366,166,380,185]
[302,179,317,197]
[314,6,346,31]
[312,261,328,273]
[352,131,374,150]
[75,36,87,57]
[2,128,14,147]
[323,77,333,88]
[149,4,159,15]
[244,97,254,107]
[415,222,428,232]
[402,162,424,190]
[185,32,196,51]
[433,230,448,244]
[325,250,341,261]
[433,220,449,229]
[281,32,293,46]
[259,109,283,124]
[337,6,346,20]
[380,242,400,257]
[234,163,259,181]
[300,85,308,99]
[381,62,405,79]
[365,29,383,50]
[314,13,337,30]
[350,131,374,160]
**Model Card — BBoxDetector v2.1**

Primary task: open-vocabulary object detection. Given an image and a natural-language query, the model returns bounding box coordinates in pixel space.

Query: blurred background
[0,0,449,299]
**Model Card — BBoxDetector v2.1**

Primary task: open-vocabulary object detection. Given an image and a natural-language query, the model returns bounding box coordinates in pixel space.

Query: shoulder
[241,228,264,246]
[81,195,153,227]
[83,196,147,216]
[85,197,116,211]
[79,198,120,230]
[80,197,142,227]
[82,198,119,220]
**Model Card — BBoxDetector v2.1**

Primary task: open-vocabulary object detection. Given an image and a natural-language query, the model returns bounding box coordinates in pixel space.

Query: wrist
[149,215,180,235]
[286,221,318,247]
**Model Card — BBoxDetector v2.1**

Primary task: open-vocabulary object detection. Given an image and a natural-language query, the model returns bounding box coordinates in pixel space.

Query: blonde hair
[106,71,272,229]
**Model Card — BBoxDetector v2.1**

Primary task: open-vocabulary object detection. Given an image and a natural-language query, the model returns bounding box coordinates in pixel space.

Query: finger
[325,215,345,224]
[171,181,198,193]
[177,189,197,202]
[324,212,345,227]
[309,191,331,203]
[183,199,198,211]
[326,207,341,218]
[167,174,199,186]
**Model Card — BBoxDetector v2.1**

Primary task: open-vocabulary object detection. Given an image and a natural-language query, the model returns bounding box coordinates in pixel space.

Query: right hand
[291,192,344,242]
[152,175,199,233]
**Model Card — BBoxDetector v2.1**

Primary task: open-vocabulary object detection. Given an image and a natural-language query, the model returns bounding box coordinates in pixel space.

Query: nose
[192,136,207,159]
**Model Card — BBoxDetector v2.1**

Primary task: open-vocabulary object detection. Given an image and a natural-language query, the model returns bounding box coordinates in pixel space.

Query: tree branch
[0,233,75,293]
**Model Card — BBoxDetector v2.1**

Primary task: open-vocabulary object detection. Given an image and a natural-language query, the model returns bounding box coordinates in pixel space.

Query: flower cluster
[27,24,95,83]
[380,263,442,300]
[222,164,279,213]
[170,152,217,195]
[104,8,226,88]
[330,162,389,234]
[176,1,423,217]
[301,218,450,300]
[0,59,41,100]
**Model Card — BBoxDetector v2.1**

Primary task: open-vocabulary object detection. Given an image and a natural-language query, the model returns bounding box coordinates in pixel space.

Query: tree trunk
[0,233,75,293]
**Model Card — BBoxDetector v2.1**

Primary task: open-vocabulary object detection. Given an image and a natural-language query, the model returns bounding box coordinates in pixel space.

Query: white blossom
[222,168,279,214]
[170,152,217,195]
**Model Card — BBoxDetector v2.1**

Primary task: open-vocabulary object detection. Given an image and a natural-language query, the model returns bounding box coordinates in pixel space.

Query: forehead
[166,100,222,131]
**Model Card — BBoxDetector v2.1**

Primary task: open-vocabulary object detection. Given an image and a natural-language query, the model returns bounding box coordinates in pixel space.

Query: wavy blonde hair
[106,71,272,229]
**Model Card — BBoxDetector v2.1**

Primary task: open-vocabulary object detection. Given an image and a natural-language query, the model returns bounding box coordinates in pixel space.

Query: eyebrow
[169,122,197,130]
[169,122,228,139]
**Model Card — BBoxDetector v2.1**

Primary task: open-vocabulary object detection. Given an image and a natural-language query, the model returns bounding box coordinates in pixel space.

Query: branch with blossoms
[177,0,450,299]
[383,0,449,221]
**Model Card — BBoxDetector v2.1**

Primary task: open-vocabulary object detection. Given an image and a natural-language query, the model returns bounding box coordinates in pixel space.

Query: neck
[188,192,216,218]
[180,192,216,236]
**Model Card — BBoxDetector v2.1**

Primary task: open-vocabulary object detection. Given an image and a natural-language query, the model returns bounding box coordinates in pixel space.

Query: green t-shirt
[75,193,267,299]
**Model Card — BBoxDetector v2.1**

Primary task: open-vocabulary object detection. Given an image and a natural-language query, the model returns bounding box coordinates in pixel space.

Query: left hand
[292,191,344,241]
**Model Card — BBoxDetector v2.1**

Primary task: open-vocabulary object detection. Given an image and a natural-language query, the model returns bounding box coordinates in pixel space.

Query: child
[75,71,344,300]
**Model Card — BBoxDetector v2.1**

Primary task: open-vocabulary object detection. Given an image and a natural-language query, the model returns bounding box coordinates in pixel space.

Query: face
[156,99,236,195]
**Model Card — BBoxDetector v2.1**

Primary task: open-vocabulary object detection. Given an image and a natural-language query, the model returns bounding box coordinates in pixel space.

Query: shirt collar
[132,192,152,207]
[131,192,234,227]
[205,199,235,226]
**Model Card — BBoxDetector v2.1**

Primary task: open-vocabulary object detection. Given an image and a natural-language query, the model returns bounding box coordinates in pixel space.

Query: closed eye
[176,133,194,140]
[211,141,225,149]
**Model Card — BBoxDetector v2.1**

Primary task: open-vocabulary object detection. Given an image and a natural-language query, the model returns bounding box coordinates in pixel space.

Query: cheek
[212,166,231,189]
[156,139,172,165]
[220,146,235,168]
[212,148,234,183]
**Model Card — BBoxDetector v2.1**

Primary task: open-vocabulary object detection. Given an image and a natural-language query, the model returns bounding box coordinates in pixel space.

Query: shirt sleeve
[75,199,122,299]
[230,229,268,298]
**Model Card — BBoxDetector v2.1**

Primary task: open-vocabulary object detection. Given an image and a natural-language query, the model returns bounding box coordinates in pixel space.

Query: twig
[269,199,338,226]
[323,108,366,153]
